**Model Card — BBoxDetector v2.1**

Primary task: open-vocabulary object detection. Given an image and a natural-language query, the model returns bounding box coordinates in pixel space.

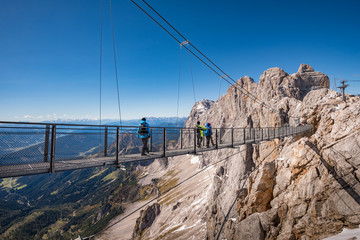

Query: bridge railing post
[261,128,263,141]
[243,128,245,144]
[216,129,218,149]
[150,129,153,152]
[253,128,256,143]
[231,128,234,147]
[194,128,197,154]
[104,126,108,157]
[50,125,56,173]
[43,124,50,162]
[180,128,183,149]
[163,128,166,157]
[275,127,277,139]
[116,127,119,166]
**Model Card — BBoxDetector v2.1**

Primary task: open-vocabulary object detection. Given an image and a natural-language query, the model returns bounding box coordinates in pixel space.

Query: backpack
[196,125,201,134]
[138,123,149,135]
[204,127,212,136]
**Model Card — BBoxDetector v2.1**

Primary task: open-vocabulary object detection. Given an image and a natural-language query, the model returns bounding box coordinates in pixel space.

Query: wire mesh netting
[0,122,313,172]
[0,125,48,166]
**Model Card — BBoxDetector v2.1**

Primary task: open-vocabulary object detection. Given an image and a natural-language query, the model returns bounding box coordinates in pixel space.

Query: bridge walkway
[0,122,313,178]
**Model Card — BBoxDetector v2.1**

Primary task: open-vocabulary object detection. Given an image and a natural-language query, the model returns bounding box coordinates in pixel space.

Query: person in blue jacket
[203,122,215,148]
[138,117,151,156]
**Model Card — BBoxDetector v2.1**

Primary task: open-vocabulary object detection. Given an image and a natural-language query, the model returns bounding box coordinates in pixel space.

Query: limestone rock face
[128,64,360,240]
[187,99,215,120]
[132,203,160,239]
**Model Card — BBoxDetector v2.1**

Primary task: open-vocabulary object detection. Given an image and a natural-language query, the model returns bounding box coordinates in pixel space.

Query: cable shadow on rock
[305,140,360,206]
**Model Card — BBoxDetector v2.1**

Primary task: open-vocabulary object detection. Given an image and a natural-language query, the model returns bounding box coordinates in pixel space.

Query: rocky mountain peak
[297,63,314,73]
[257,64,330,100]
[185,99,215,125]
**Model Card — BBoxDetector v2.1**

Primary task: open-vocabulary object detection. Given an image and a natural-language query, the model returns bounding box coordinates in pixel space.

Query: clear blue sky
[1,0,359,122]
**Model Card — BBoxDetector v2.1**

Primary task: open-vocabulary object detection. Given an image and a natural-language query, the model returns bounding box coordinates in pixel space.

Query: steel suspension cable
[110,0,122,126]
[129,0,224,79]
[99,0,103,155]
[142,0,236,85]
[176,46,182,127]
[132,0,304,118]
[188,50,197,103]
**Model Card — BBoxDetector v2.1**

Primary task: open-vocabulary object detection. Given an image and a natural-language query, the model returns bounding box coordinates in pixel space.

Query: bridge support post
[43,125,50,162]
[116,127,119,166]
[231,128,234,147]
[194,128,197,154]
[274,127,276,139]
[50,125,56,173]
[243,128,245,144]
[180,128,183,149]
[216,129,218,149]
[104,126,108,157]
[163,128,166,158]
[253,128,256,143]
[150,129,153,152]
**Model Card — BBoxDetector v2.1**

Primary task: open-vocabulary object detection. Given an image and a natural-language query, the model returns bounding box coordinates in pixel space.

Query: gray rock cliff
[129,64,359,240]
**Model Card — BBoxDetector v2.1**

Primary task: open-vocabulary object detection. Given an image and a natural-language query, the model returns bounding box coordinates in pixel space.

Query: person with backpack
[204,122,215,148]
[195,121,206,148]
[138,117,151,156]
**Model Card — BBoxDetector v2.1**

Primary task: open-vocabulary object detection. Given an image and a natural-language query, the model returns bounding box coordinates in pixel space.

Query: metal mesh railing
[0,121,313,176]
[0,127,48,165]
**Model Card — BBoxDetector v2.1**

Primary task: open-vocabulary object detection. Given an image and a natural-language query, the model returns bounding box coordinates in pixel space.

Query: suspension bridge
[0,0,314,179]
[0,121,312,178]
[0,1,314,179]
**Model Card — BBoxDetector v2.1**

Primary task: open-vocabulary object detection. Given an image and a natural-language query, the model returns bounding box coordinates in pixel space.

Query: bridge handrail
[0,121,313,178]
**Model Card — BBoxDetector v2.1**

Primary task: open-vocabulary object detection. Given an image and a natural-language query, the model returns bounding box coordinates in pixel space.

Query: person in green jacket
[195,121,206,148]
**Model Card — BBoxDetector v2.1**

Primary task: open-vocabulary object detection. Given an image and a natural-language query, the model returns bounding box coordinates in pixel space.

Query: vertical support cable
[50,125,56,173]
[188,50,197,103]
[110,0,122,126]
[43,125,50,162]
[99,0,103,157]
[176,47,182,127]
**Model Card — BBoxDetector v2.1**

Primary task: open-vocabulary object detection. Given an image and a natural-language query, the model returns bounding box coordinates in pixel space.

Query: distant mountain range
[41,117,187,127]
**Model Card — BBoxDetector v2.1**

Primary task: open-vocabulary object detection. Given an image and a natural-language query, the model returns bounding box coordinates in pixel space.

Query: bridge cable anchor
[180,40,189,46]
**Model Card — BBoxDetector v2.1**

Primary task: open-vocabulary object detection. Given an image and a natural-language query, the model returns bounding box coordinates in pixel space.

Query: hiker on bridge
[196,121,206,148]
[204,123,215,148]
[138,117,151,156]
[279,107,289,126]
[246,115,254,140]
